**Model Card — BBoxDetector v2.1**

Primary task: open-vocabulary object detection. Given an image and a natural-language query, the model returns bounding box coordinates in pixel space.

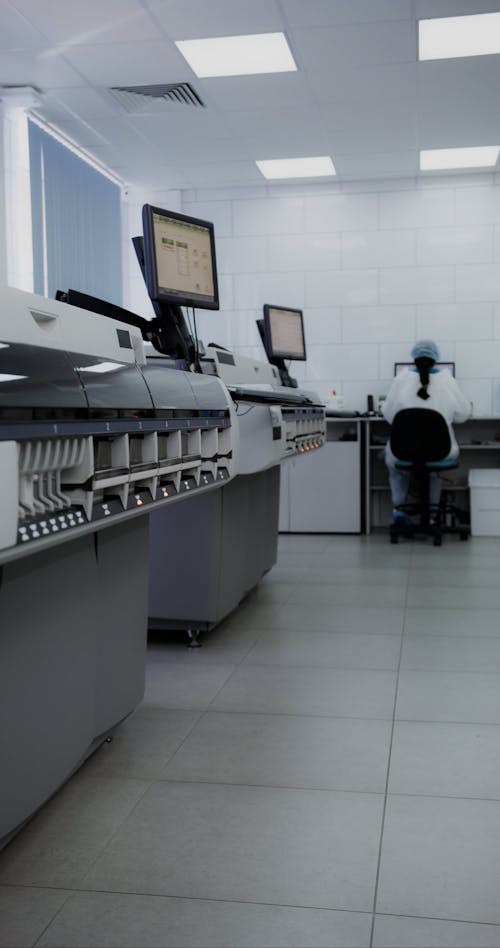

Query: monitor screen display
[263,304,306,361]
[142,204,219,310]
[395,361,455,377]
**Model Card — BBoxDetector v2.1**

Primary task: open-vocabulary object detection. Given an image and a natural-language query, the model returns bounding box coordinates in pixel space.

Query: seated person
[382,340,471,525]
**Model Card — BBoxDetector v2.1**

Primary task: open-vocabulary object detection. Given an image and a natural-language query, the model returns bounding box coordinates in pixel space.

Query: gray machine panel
[0,341,87,409]
[140,362,198,410]
[69,354,154,411]
[186,372,232,410]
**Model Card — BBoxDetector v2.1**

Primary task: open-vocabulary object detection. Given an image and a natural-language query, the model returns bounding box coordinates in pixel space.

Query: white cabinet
[280,419,361,533]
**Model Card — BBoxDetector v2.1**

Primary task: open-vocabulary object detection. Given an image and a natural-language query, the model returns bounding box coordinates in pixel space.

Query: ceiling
[1,0,500,190]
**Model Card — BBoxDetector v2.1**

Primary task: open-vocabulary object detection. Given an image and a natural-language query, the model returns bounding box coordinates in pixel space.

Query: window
[28,120,122,306]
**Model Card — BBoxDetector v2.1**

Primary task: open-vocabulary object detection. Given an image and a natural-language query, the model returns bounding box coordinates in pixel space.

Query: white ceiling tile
[307,62,417,104]
[0,48,85,87]
[62,40,188,86]
[199,73,314,111]
[44,86,118,120]
[0,3,48,48]
[180,161,263,188]
[334,152,418,179]
[224,104,324,140]
[129,110,233,144]
[291,20,416,72]
[415,0,500,17]
[281,0,412,27]
[144,0,284,40]
[11,0,162,45]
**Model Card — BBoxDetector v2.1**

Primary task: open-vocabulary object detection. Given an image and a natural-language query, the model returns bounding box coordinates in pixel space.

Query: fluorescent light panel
[256,156,336,180]
[419,12,500,60]
[420,146,500,170]
[175,32,296,78]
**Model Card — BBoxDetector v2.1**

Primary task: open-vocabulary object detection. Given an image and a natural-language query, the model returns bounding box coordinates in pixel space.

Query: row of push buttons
[18,510,86,543]
[297,438,323,454]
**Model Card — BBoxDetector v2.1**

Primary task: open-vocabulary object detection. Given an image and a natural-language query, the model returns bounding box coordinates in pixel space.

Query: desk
[281,416,500,535]
[279,416,362,533]
[365,416,500,533]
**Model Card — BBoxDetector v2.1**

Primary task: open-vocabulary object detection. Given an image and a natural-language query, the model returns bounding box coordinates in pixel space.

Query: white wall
[182,175,500,416]
[0,110,7,287]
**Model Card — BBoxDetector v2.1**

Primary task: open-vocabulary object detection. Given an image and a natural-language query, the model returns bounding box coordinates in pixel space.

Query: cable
[192,308,201,372]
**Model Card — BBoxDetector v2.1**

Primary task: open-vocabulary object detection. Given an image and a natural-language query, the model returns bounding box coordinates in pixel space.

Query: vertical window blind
[28,120,123,306]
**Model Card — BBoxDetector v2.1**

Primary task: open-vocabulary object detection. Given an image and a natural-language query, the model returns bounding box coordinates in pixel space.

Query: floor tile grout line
[369,547,410,948]
[7,877,500,931]
[154,631,267,775]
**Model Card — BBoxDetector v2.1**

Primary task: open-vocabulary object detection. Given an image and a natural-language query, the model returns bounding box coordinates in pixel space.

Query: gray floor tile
[373,914,500,947]
[410,567,500,587]
[270,603,405,634]
[243,630,401,670]
[410,553,500,571]
[396,670,500,724]
[143,662,235,710]
[377,795,500,923]
[243,583,296,605]
[162,712,392,792]
[38,890,372,948]
[81,708,200,780]
[0,776,148,888]
[278,535,331,553]
[288,583,407,608]
[404,608,500,637]
[401,634,500,672]
[306,548,412,568]
[301,566,409,587]
[407,585,500,610]
[0,885,70,948]
[389,721,500,799]
[217,601,282,632]
[261,566,308,584]
[83,782,384,912]
[212,665,397,718]
[147,627,259,665]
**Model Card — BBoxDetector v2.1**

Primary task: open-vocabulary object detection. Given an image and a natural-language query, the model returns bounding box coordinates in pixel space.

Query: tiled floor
[2,533,500,947]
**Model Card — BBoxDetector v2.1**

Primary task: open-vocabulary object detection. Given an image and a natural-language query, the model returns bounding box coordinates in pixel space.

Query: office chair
[389,407,469,546]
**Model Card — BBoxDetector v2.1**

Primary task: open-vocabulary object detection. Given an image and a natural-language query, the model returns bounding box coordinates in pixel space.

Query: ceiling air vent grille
[108,83,204,113]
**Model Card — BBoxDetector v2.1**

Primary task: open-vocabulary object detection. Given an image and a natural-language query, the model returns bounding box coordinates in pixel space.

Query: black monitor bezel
[262,304,307,362]
[394,361,456,377]
[142,204,219,310]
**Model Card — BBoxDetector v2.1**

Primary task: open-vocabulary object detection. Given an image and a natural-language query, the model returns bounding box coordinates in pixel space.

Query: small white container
[469,469,500,536]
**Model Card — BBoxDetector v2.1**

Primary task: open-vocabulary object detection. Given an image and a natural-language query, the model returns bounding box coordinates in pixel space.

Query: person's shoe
[392,508,415,528]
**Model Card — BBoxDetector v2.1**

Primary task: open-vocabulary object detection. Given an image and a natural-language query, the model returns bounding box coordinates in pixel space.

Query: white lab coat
[382,367,471,473]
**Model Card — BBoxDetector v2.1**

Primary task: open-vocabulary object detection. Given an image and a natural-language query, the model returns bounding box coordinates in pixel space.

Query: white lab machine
[0,285,237,847]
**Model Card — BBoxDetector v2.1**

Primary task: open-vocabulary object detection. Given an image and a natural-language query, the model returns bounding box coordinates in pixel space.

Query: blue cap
[411,339,440,362]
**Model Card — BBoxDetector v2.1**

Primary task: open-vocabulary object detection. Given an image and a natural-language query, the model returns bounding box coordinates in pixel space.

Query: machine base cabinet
[0,518,149,848]
[279,418,361,533]
[148,466,280,632]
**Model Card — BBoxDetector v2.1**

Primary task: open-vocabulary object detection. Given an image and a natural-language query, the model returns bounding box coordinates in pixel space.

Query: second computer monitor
[263,304,306,361]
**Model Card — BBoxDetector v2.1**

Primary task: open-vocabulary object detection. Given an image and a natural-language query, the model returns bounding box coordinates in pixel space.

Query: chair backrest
[390,408,451,463]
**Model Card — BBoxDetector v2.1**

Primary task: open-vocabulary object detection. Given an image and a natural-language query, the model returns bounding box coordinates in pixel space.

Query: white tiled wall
[179,174,500,416]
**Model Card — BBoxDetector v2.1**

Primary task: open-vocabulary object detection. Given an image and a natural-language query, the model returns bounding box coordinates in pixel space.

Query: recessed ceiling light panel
[256,156,336,180]
[420,146,500,170]
[175,32,297,79]
[419,12,500,60]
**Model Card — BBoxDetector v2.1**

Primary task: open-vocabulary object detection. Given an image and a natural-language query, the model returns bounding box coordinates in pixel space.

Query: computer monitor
[394,361,455,377]
[142,204,219,310]
[262,304,306,361]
